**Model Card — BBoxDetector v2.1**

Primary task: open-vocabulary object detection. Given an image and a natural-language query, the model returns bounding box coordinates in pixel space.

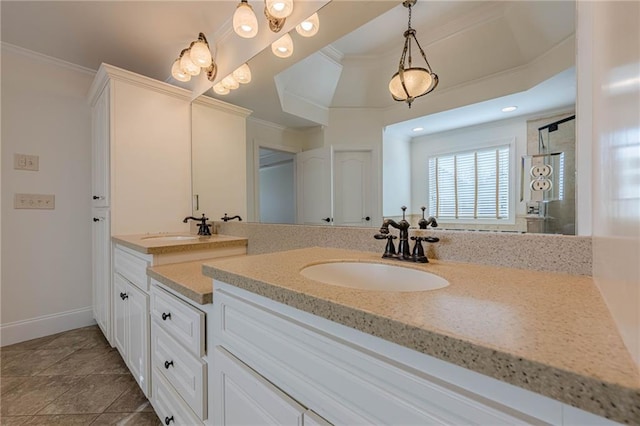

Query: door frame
[252,140,301,223]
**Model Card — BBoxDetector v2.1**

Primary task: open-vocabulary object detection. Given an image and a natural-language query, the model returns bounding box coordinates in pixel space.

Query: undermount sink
[141,235,201,242]
[300,261,449,292]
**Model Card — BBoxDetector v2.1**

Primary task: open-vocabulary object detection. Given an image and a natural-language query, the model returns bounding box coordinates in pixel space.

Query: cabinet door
[213,347,305,426]
[91,86,110,207]
[92,208,111,343]
[113,273,128,359]
[127,283,150,397]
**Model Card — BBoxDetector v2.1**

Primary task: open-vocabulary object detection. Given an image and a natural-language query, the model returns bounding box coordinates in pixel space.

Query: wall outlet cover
[13,153,39,171]
[14,193,55,209]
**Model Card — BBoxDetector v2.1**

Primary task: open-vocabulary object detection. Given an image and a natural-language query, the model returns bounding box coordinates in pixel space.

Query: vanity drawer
[114,245,150,292]
[150,283,205,357]
[152,366,203,426]
[151,322,207,419]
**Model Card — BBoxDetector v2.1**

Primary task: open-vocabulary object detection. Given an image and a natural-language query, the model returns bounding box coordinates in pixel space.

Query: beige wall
[1,45,96,343]
[578,1,640,367]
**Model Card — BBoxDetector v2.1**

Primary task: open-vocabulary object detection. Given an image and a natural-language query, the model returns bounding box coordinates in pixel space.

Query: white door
[127,283,150,397]
[213,347,306,425]
[296,147,332,225]
[91,208,111,343]
[113,273,128,359]
[333,150,374,227]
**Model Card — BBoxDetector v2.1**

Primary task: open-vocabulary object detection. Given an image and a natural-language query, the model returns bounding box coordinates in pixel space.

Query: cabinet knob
[120,292,128,300]
[164,416,174,425]
[93,217,102,222]
[92,195,104,200]
[164,360,174,369]
[161,312,171,321]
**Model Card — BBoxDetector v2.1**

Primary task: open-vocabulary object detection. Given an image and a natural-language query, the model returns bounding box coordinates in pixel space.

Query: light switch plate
[14,153,39,171]
[14,193,55,209]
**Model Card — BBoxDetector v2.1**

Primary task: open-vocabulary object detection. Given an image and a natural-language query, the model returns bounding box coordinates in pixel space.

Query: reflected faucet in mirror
[183,214,212,236]
[221,213,243,222]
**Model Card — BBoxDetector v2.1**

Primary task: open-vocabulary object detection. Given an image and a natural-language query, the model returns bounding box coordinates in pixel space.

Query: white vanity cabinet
[113,245,152,396]
[150,281,208,425]
[88,63,192,345]
[212,281,619,426]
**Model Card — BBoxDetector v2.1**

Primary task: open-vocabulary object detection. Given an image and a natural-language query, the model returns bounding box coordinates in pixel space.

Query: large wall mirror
[192,0,578,234]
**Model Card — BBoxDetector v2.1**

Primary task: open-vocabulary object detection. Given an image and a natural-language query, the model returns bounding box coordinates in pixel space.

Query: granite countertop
[148,260,217,305]
[201,247,640,424]
[112,233,247,255]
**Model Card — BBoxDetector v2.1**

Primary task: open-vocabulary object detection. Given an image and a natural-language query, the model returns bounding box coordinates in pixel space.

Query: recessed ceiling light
[501,106,518,112]
[412,127,424,132]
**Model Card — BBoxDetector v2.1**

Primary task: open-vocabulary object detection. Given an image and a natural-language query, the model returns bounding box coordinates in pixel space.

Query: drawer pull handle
[164,360,174,369]
[161,312,171,321]
[164,416,174,425]
[120,292,128,300]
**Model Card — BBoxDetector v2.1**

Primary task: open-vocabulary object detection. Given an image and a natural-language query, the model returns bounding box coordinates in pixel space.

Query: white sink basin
[141,235,201,242]
[300,262,449,292]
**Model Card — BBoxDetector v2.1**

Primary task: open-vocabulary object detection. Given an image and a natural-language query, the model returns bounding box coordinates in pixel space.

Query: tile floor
[0,325,161,425]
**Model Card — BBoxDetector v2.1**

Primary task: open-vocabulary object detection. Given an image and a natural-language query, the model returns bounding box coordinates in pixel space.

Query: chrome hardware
[162,312,171,321]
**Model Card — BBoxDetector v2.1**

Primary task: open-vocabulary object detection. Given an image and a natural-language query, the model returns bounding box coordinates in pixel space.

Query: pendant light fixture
[271,33,294,58]
[233,0,259,38]
[388,0,438,108]
[295,13,319,37]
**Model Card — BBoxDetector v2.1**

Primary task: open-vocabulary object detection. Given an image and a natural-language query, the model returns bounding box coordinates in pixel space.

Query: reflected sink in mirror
[140,235,201,242]
[300,262,449,292]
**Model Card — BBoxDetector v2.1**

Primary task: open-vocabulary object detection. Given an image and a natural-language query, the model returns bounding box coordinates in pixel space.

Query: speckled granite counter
[202,247,640,424]
[148,260,217,305]
[112,233,247,255]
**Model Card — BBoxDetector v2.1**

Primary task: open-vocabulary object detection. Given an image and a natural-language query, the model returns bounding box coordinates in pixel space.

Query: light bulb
[213,82,230,95]
[232,64,252,84]
[295,13,319,37]
[221,74,240,90]
[180,49,201,76]
[271,33,293,58]
[266,0,293,19]
[233,0,258,39]
[189,40,212,67]
[171,59,191,82]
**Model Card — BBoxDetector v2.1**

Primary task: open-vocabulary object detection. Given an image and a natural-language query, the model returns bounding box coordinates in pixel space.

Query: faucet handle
[424,236,439,243]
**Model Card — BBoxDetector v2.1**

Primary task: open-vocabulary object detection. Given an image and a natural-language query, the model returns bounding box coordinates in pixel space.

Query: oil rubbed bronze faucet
[375,206,439,263]
[183,214,212,236]
[221,213,242,222]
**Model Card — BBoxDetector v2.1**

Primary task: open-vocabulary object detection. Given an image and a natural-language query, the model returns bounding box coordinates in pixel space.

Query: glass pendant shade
[389,68,436,101]
[221,74,240,90]
[213,82,230,95]
[180,50,201,76]
[295,13,319,37]
[266,0,293,19]
[232,64,252,84]
[271,33,293,58]
[189,41,212,67]
[233,1,258,38]
[171,59,191,82]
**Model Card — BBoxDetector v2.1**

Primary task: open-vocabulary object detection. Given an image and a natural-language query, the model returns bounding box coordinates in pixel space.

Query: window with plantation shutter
[428,146,510,220]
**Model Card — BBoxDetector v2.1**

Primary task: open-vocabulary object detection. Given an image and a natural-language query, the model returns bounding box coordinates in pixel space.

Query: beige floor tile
[0,377,27,395]
[19,414,98,425]
[0,375,82,416]
[37,374,135,415]
[89,350,129,375]
[91,412,161,425]
[0,334,60,352]
[0,348,75,377]
[0,416,31,425]
[104,381,153,413]
[41,329,110,351]
[37,348,116,376]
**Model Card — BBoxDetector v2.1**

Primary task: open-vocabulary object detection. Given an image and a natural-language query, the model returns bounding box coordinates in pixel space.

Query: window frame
[426,137,516,225]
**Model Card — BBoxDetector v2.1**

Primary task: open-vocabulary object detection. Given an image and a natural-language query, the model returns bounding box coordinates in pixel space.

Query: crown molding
[248,116,288,131]
[1,42,96,76]
[193,94,252,118]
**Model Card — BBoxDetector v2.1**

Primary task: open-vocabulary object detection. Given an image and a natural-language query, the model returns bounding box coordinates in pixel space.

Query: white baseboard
[0,306,96,346]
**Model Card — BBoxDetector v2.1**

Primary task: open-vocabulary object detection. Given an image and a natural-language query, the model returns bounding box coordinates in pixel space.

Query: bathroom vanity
[202,247,639,425]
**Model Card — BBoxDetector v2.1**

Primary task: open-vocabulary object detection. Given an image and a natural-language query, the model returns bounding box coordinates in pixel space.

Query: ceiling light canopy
[389,0,438,108]
[295,13,319,37]
[266,0,293,19]
[272,33,294,58]
[233,0,259,38]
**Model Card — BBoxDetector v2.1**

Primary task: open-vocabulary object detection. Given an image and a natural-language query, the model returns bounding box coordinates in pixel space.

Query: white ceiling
[1,0,576,138]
